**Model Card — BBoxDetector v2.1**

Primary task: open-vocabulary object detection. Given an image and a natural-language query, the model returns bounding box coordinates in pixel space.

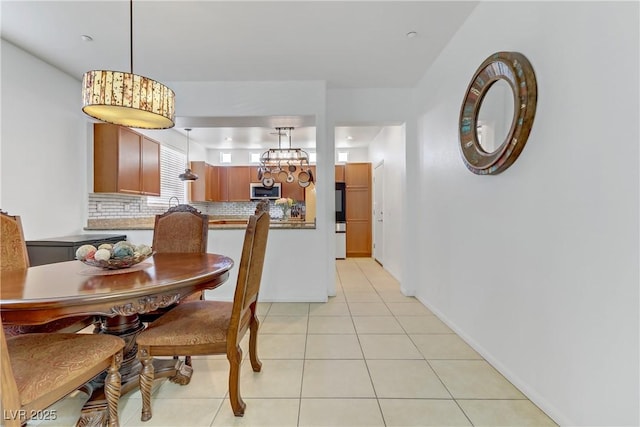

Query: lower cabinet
[26,234,127,266]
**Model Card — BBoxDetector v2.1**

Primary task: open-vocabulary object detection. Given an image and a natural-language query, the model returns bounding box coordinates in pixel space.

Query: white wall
[410,2,639,426]
[1,40,88,239]
[336,147,368,163]
[368,125,406,283]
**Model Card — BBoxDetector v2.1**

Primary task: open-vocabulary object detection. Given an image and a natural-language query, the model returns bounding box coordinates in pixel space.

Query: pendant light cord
[130,0,134,74]
[185,129,191,168]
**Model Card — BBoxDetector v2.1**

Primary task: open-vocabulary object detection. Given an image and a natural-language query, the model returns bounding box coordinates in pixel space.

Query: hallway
[39,258,557,426]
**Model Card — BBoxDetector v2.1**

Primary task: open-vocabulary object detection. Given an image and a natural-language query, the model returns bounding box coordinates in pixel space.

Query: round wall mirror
[459,51,537,175]
[476,79,514,153]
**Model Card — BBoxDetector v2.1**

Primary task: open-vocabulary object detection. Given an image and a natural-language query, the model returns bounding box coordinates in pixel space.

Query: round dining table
[0,252,234,424]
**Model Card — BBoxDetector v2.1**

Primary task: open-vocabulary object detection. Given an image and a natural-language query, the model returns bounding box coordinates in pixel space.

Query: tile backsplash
[88,194,302,219]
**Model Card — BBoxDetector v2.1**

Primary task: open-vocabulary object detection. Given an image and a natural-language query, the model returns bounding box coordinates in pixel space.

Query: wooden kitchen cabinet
[345,162,371,187]
[188,161,209,202]
[335,164,345,182]
[217,166,229,201]
[226,166,251,201]
[94,123,161,196]
[141,137,160,195]
[345,162,372,257]
[188,162,227,202]
[207,164,218,201]
[250,165,262,182]
[282,180,304,201]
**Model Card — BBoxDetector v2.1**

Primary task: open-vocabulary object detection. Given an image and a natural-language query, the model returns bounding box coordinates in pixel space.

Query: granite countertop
[86,216,315,231]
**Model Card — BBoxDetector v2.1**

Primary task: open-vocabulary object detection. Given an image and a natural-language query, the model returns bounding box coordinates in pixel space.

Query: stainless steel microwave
[250,182,282,200]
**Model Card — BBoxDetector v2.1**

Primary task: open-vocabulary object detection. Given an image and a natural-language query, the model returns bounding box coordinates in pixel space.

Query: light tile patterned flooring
[36,258,556,426]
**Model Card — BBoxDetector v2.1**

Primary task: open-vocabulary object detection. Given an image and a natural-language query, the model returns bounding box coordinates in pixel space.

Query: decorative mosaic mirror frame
[459,51,537,175]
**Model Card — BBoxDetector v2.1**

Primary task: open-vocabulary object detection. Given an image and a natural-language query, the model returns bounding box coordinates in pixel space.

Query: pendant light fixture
[259,127,310,167]
[259,127,313,188]
[81,0,175,129]
[179,128,198,181]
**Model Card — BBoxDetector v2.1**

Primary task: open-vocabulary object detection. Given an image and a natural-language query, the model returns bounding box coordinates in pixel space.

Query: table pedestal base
[77,315,194,425]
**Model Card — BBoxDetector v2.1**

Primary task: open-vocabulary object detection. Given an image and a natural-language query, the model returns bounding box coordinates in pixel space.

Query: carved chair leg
[169,357,193,385]
[139,348,155,422]
[105,350,123,427]
[228,345,246,416]
[248,314,262,372]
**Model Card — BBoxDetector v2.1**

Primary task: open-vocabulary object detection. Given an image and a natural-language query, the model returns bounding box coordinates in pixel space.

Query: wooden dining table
[0,252,234,424]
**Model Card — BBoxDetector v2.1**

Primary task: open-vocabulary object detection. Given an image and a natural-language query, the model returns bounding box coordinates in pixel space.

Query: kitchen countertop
[85,217,315,230]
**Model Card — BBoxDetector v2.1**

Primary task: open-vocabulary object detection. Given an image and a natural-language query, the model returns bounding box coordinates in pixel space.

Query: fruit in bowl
[76,241,153,270]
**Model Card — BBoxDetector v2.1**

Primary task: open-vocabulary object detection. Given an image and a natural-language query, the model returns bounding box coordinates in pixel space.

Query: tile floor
[34,258,557,426]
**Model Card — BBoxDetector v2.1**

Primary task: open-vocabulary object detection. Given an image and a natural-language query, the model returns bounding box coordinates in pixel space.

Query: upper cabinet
[190,164,314,203]
[226,166,251,201]
[93,123,160,196]
[140,137,160,195]
[188,161,211,202]
[188,165,251,202]
[335,164,345,182]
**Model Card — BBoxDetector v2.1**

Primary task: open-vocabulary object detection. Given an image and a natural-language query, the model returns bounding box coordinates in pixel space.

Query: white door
[373,162,384,264]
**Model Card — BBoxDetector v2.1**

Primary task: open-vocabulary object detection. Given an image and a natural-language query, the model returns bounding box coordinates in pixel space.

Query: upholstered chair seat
[8,333,124,406]
[1,319,124,427]
[137,301,231,348]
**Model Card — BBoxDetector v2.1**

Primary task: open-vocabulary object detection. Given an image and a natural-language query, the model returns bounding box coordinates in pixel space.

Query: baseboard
[414,295,570,427]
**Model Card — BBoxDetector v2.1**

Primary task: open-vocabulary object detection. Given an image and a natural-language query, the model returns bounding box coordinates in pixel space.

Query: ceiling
[1,1,478,149]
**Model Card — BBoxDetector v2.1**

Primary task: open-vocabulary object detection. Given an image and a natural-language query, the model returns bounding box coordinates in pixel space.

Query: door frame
[373,160,384,265]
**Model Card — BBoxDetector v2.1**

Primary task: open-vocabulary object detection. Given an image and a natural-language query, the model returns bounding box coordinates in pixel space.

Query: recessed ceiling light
[346,136,353,140]
[225,137,233,141]
[81,35,93,42]
[406,31,417,39]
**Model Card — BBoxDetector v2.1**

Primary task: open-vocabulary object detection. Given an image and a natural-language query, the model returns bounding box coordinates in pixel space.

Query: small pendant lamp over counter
[179,128,198,181]
[81,0,175,129]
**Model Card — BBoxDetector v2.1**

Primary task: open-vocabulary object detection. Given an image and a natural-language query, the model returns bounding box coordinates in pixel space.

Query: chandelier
[81,0,175,129]
[259,127,314,188]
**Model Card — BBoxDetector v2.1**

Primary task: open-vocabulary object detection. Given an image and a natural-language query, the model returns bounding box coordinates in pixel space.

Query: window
[250,152,261,163]
[220,152,232,163]
[147,145,186,205]
[309,152,317,164]
[337,151,349,163]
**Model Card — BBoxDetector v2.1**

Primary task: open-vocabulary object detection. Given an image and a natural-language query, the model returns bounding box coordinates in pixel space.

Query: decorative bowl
[81,252,154,270]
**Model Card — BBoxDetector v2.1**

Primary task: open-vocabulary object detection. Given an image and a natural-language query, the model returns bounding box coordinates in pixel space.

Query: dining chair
[0,317,125,427]
[142,203,209,319]
[136,211,270,420]
[0,210,96,337]
[139,204,210,378]
[151,204,209,254]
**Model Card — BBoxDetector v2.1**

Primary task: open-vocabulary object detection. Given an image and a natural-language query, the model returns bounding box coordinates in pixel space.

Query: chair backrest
[152,204,208,253]
[0,211,29,271]
[254,199,270,215]
[228,211,270,344]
